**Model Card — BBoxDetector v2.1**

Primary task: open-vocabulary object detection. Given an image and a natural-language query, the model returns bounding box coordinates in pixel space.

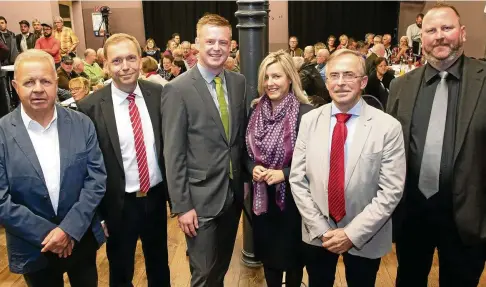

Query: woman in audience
[392,36,412,64]
[356,41,369,59]
[163,39,177,57]
[327,35,337,54]
[365,57,394,110]
[69,77,90,102]
[158,54,175,81]
[245,50,312,287]
[313,42,326,56]
[337,34,349,49]
[140,56,168,86]
[170,59,187,78]
[142,38,161,63]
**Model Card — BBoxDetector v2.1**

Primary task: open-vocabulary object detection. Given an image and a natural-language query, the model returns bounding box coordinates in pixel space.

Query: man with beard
[16,20,36,53]
[407,13,423,53]
[387,4,486,286]
[35,23,61,67]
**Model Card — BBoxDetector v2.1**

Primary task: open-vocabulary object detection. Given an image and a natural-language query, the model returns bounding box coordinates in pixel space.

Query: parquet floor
[1,208,486,287]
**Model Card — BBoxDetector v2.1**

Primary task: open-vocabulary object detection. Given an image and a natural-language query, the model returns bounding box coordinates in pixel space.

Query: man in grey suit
[290,49,406,287]
[0,49,106,286]
[161,14,247,287]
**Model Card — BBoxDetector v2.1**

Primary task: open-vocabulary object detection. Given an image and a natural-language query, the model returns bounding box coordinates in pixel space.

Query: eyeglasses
[327,72,365,83]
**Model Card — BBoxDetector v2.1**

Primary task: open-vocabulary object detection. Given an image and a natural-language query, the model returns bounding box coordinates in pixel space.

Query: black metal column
[235,0,266,268]
[264,0,270,55]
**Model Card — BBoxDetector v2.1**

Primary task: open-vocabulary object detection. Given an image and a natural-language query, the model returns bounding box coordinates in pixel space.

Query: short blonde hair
[256,50,309,106]
[69,77,90,95]
[141,56,159,73]
[326,49,366,77]
[196,14,232,38]
[103,33,142,59]
[32,18,41,25]
[14,49,56,79]
[339,34,349,43]
[53,16,63,23]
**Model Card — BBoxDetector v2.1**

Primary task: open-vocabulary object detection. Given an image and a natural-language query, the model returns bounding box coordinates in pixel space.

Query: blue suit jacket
[0,105,107,274]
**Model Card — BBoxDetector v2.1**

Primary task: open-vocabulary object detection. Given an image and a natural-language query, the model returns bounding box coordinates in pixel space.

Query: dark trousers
[304,243,381,287]
[186,196,241,287]
[263,266,303,287]
[395,208,485,287]
[23,231,98,287]
[106,184,170,287]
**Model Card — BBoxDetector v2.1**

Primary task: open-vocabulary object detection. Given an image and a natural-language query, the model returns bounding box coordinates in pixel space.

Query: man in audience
[383,34,393,64]
[0,16,18,65]
[286,36,303,57]
[230,39,238,58]
[77,33,171,287]
[0,49,106,287]
[357,41,369,59]
[96,48,104,68]
[303,45,316,63]
[34,23,61,68]
[181,41,197,69]
[388,4,486,286]
[316,48,330,81]
[366,43,385,75]
[16,20,36,53]
[224,56,239,73]
[57,55,76,90]
[162,14,246,287]
[32,19,42,43]
[290,49,405,287]
[407,13,423,51]
[83,48,104,86]
[373,35,383,46]
[365,33,375,48]
[53,16,79,57]
[172,32,181,47]
[72,56,89,80]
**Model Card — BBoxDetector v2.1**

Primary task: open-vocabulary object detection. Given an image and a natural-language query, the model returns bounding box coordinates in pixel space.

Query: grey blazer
[290,101,406,259]
[161,66,247,217]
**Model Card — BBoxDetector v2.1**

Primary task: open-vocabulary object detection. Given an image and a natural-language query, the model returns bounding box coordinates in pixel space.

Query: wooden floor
[1,208,486,287]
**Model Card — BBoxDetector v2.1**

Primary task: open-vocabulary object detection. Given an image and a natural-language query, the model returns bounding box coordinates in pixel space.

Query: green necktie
[214,76,232,179]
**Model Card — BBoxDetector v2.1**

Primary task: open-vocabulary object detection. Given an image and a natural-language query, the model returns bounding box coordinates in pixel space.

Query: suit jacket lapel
[192,67,228,144]
[139,81,161,158]
[345,102,372,190]
[57,106,71,187]
[10,108,46,185]
[100,86,124,171]
[398,67,424,157]
[319,105,331,189]
[225,71,240,145]
[453,58,485,163]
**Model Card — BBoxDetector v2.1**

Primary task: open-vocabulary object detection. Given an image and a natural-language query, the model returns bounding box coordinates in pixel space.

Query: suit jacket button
[43,195,48,199]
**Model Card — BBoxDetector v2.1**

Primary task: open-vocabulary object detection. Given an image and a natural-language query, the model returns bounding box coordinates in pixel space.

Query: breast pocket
[359,151,382,179]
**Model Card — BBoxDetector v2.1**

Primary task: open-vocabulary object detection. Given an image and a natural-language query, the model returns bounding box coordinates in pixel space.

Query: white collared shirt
[111,83,162,193]
[20,105,61,214]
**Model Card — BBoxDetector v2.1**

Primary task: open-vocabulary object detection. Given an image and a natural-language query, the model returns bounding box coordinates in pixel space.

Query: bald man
[83,48,104,86]
[0,49,106,286]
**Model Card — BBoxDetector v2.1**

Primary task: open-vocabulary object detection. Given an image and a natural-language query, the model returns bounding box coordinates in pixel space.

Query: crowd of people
[1,3,486,287]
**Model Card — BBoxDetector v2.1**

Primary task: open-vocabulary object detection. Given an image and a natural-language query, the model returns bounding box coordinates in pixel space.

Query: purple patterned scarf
[246,93,300,215]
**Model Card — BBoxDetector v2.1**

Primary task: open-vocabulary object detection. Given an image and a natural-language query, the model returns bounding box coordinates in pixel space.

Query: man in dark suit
[0,49,106,286]
[77,33,170,287]
[387,4,486,286]
[15,20,36,53]
[161,14,246,287]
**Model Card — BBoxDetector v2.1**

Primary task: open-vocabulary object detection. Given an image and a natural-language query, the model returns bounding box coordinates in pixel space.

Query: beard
[417,23,422,28]
[423,38,463,66]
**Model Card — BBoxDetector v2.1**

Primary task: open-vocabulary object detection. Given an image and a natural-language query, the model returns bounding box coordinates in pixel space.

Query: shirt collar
[425,53,463,83]
[197,62,225,85]
[20,104,58,130]
[111,82,143,105]
[331,98,362,116]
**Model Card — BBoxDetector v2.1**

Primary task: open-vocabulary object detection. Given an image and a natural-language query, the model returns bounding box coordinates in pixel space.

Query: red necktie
[127,93,150,193]
[328,113,352,222]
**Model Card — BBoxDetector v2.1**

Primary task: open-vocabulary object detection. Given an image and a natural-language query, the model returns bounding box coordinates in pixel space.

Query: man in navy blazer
[0,49,106,286]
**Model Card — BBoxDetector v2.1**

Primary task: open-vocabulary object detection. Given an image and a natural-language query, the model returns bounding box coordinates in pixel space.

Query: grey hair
[326,49,366,77]
[14,49,56,79]
[53,16,63,23]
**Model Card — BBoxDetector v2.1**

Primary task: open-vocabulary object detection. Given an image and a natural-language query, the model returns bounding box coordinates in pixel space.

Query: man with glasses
[34,23,60,68]
[53,16,79,57]
[290,49,406,287]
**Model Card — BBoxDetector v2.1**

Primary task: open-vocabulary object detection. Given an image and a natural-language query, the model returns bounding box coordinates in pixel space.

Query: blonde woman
[68,77,90,102]
[244,50,312,287]
[337,34,349,50]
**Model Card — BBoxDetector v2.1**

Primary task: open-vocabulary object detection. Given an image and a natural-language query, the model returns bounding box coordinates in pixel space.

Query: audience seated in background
[171,59,187,78]
[69,77,90,102]
[140,56,168,86]
[181,41,197,69]
[158,54,175,81]
[83,48,104,86]
[57,55,77,90]
[96,48,104,68]
[365,56,394,110]
[224,56,239,73]
[72,57,90,81]
[142,38,161,63]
